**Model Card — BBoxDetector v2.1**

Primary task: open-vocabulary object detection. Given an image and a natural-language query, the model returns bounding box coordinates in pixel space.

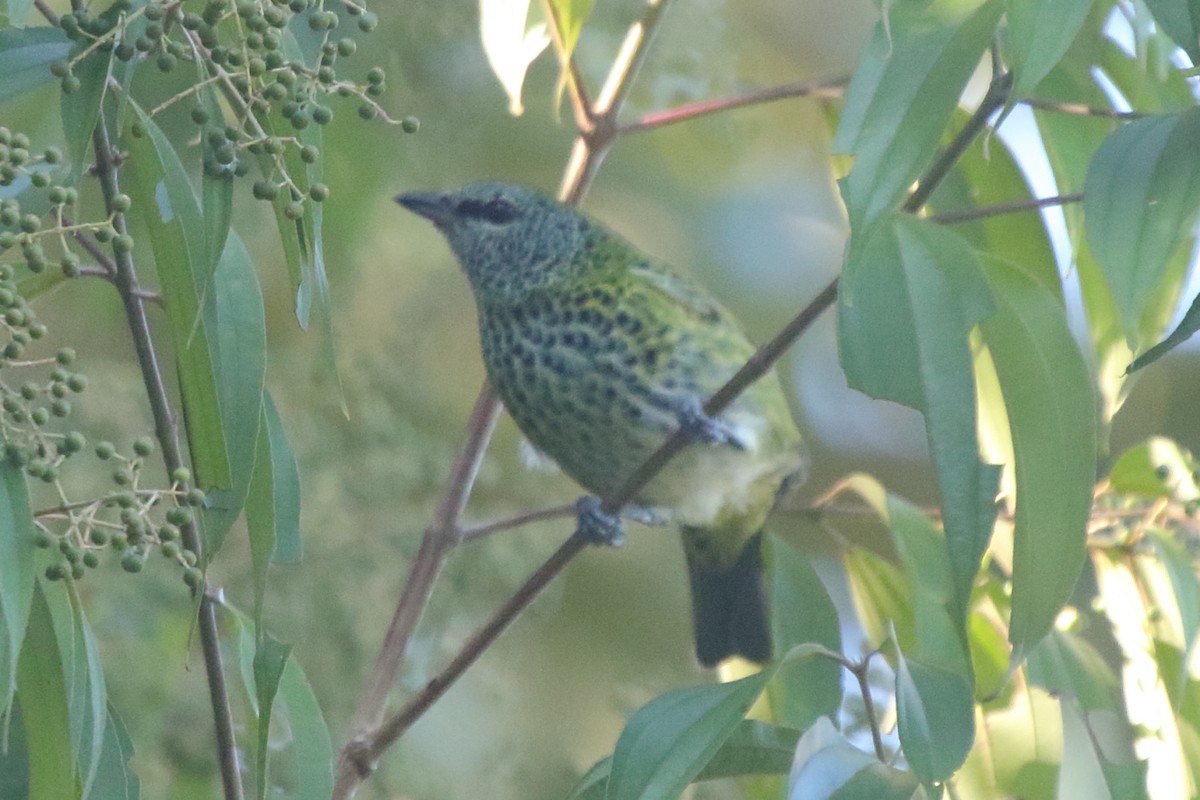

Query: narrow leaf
[548,0,594,55]
[1128,290,1200,372]
[480,0,550,115]
[246,392,302,624]
[123,100,232,488]
[1142,0,1200,63]
[1084,108,1200,341]
[1006,0,1095,100]
[16,583,80,800]
[87,704,139,800]
[0,27,71,104]
[978,256,1096,658]
[834,0,1003,236]
[607,672,770,800]
[0,462,35,716]
[60,46,112,186]
[253,634,292,800]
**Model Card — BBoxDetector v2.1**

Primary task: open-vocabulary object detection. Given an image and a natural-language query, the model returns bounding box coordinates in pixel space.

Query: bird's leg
[675,397,749,450]
[574,496,626,547]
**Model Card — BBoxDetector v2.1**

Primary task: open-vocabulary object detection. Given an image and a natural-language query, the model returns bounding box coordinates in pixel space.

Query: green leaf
[1084,108,1200,341]
[894,647,975,784]
[0,26,70,104]
[834,0,1003,236]
[1005,0,1095,100]
[1128,290,1200,372]
[16,583,80,800]
[60,45,112,186]
[1149,530,1200,694]
[0,701,30,798]
[253,634,292,800]
[766,536,841,730]
[789,717,919,800]
[960,685,1061,800]
[607,672,770,800]
[839,217,1000,618]
[1108,437,1199,500]
[480,0,550,115]
[1142,0,1200,63]
[977,256,1096,659]
[246,393,301,624]
[1028,630,1146,799]
[6,0,34,26]
[927,111,1060,294]
[547,0,593,55]
[198,232,267,554]
[123,100,231,489]
[197,64,233,277]
[843,545,915,652]
[88,704,139,800]
[0,462,35,717]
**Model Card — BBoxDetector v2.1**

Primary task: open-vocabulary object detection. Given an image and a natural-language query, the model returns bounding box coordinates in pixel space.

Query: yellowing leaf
[481,0,551,116]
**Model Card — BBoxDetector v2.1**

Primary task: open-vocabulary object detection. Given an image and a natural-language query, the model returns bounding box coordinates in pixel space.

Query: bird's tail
[683,530,771,667]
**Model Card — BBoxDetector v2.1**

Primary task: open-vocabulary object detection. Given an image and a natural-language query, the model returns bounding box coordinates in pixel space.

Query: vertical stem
[92,114,243,800]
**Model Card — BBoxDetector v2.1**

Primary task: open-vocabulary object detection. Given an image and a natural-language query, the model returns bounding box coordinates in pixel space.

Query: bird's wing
[627,261,728,326]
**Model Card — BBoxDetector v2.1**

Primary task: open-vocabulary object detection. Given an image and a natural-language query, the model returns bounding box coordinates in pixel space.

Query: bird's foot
[574,496,625,547]
[676,398,748,450]
[623,504,669,527]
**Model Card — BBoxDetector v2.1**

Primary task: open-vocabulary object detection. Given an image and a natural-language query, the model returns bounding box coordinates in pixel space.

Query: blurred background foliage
[7,0,1200,798]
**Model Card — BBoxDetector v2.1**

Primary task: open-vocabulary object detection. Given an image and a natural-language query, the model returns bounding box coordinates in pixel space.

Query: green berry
[183,566,204,589]
[95,441,115,459]
[133,436,155,456]
[56,347,75,365]
[171,467,191,483]
[67,374,88,392]
[112,193,132,212]
[161,541,180,559]
[185,487,206,506]
[82,551,100,569]
[401,115,420,134]
[120,551,144,573]
[33,530,53,548]
[166,506,192,526]
[191,107,210,125]
[309,183,330,202]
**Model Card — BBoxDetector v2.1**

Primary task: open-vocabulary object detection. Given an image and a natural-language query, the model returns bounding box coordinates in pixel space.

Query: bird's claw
[676,398,748,450]
[574,496,625,547]
[623,504,669,527]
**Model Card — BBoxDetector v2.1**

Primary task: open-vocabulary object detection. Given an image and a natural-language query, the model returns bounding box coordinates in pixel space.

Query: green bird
[398,182,803,666]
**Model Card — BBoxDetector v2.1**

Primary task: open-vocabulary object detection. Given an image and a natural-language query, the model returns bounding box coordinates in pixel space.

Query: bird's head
[396,182,592,301]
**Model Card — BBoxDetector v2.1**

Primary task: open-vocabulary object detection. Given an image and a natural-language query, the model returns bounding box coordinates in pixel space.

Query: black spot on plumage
[563,332,576,347]
[628,319,644,335]
[643,349,659,368]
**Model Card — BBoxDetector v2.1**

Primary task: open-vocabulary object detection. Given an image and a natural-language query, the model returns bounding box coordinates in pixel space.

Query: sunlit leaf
[0,462,35,718]
[977,256,1096,659]
[0,26,71,104]
[834,0,1003,236]
[767,537,841,730]
[607,672,770,800]
[787,717,919,800]
[844,546,914,653]
[959,685,1062,799]
[480,0,550,116]
[547,0,593,55]
[895,646,975,784]
[1108,437,1199,500]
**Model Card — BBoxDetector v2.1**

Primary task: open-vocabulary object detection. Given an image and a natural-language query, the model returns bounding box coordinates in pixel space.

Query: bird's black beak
[395,191,456,227]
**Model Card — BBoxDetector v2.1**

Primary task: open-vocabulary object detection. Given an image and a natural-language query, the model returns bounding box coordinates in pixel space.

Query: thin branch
[458,503,577,543]
[1020,96,1146,120]
[32,0,59,26]
[61,216,117,278]
[618,77,846,136]
[927,192,1083,224]
[852,652,887,762]
[91,113,243,800]
[539,0,594,131]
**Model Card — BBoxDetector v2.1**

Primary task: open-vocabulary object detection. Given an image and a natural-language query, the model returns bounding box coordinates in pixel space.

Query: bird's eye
[456,197,520,225]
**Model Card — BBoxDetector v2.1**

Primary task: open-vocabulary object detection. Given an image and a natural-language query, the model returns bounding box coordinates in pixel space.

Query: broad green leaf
[834,0,1003,236]
[198,232,267,554]
[253,634,292,800]
[196,62,233,278]
[0,701,30,797]
[894,647,975,784]
[977,256,1096,659]
[767,537,841,730]
[1142,0,1200,63]
[959,685,1062,800]
[607,672,770,800]
[1084,108,1200,341]
[0,26,70,104]
[480,0,550,115]
[1005,0,1095,100]
[843,546,915,652]
[840,217,1000,618]
[1028,630,1146,799]
[0,462,35,717]
[16,583,80,800]
[123,100,231,488]
[60,46,112,186]
[927,112,1060,294]
[1147,531,1200,695]
[788,717,920,800]
[1108,437,1199,500]
[88,704,139,800]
